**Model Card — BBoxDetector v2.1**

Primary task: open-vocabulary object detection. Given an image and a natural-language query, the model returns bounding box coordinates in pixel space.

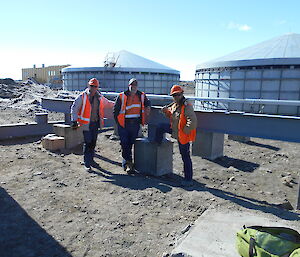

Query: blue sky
[0,0,299,80]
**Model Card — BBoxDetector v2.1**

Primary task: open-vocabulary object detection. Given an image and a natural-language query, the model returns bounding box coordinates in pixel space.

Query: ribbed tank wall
[62,70,179,94]
[195,66,300,116]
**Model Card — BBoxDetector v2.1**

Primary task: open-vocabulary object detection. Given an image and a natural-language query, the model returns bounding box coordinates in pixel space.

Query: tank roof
[114,50,176,70]
[63,50,179,75]
[197,33,300,69]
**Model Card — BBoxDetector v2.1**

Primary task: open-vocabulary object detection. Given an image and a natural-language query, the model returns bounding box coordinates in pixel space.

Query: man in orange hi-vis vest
[113,78,151,174]
[71,78,114,171]
[156,85,197,187]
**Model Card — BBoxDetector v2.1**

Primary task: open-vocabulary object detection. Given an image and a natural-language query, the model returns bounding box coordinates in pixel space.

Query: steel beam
[196,110,300,143]
[149,107,300,143]
[41,98,73,113]
[42,98,300,143]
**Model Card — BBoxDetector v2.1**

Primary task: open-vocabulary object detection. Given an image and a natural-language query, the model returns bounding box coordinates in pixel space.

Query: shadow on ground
[0,187,71,257]
[244,140,281,151]
[0,136,42,146]
[91,154,299,221]
[212,155,259,172]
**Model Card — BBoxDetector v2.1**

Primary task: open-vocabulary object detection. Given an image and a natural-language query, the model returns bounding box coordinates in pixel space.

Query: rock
[227,166,238,172]
[56,182,68,187]
[109,134,120,141]
[274,152,289,158]
[276,199,294,210]
[281,176,294,187]
[170,252,193,257]
[259,168,272,173]
[228,176,236,182]
[30,99,39,105]
[181,224,192,235]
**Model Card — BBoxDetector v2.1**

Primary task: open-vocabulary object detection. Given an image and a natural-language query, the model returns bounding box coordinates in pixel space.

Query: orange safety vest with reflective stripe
[164,103,196,144]
[117,92,145,128]
[77,92,105,127]
[178,104,196,144]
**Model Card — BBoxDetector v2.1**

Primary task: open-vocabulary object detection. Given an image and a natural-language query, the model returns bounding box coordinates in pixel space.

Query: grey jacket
[71,88,114,131]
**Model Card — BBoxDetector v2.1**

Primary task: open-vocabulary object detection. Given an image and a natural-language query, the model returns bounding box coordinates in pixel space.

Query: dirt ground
[1,82,300,257]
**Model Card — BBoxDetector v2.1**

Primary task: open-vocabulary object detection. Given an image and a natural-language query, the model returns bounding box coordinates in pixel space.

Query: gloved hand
[161,106,168,113]
[71,121,78,129]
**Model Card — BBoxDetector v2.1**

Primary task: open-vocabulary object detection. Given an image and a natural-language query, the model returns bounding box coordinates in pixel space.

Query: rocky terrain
[0,80,300,257]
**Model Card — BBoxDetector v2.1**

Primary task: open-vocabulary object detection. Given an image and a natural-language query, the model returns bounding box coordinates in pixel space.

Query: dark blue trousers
[118,120,140,166]
[83,121,99,167]
[155,123,193,181]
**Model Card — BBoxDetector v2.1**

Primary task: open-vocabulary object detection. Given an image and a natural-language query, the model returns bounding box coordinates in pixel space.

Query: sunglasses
[89,85,98,88]
[172,93,182,97]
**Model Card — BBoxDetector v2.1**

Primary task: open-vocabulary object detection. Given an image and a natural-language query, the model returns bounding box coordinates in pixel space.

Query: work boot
[125,161,135,175]
[84,164,91,172]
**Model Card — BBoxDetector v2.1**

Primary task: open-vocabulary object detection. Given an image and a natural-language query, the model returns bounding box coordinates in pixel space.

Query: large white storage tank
[195,33,300,115]
[62,50,180,94]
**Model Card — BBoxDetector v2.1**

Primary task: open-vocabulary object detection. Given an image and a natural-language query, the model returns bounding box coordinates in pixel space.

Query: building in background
[195,33,300,116]
[62,50,180,94]
[22,64,70,88]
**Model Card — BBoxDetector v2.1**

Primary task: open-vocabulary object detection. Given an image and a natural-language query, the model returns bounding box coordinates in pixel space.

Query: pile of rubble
[0,78,77,124]
[0,79,21,98]
[0,78,76,110]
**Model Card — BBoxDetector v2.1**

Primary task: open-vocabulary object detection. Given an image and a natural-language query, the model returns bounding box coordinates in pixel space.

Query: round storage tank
[62,50,180,95]
[195,33,300,116]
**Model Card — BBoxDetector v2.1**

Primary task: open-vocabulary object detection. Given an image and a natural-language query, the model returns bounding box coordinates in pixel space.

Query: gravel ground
[0,82,300,257]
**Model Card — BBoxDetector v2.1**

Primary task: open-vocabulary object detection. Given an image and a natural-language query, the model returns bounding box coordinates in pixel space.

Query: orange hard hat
[170,85,183,95]
[88,78,99,87]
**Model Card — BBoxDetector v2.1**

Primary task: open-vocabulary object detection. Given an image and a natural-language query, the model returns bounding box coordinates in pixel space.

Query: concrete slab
[171,210,300,257]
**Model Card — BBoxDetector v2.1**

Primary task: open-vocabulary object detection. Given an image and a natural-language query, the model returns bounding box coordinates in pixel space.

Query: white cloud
[227,22,252,31]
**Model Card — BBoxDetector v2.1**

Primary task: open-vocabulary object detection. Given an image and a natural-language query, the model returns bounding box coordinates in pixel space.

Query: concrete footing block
[64,113,71,124]
[35,113,48,124]
[53,124,83,149]
[228,134,250,142]
[192,130,224,160]
[134,138,173,176]
[42,134,65,151]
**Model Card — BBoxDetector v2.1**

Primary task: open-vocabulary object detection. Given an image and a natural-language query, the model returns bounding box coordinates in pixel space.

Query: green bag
[291,249,300,257]
[236,226,300,257]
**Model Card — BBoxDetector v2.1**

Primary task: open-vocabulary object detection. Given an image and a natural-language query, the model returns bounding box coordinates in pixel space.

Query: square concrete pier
[134,138,173,176]
[192,130,224,160]
[53,124,83,149]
